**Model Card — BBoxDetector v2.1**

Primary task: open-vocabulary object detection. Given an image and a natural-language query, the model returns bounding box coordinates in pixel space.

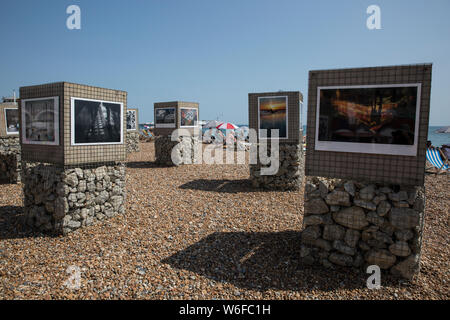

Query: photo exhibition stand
[248,91,305,191]
[0,101,21,183]
[19,82,127,235]
[154,101,200,166]
[300,64,432,279]
[126,108,140,153]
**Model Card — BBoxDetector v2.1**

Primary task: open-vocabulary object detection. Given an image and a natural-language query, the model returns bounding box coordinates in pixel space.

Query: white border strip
[71,97,124,146]
[258,95,289,140]
[154,107,176,128]
[315,83,422,156]
[4,108,19,135]
[21,96,60,146]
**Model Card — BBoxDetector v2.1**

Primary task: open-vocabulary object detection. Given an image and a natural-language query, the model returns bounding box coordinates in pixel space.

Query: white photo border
[4,108,19,135]
[71,97,124,146]
[258,95,289,140]
[21,96,60,146]
[315,83,422,156]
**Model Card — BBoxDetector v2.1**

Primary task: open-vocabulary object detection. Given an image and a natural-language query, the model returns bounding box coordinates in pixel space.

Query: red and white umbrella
[216,122,239,130]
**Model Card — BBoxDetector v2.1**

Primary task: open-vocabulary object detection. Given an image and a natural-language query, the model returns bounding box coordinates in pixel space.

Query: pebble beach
[0,142,448,300]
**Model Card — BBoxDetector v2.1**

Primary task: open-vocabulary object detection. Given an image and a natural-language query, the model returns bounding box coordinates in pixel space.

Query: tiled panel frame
[20,82,127,166]
[305,64,432,186]
[63,83,127,165]
[20,83,65,164]
[0,102,19,137]
[248,91,303,144]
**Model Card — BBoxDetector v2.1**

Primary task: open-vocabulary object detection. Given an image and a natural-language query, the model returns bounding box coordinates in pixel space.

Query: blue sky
[0,0,449,125]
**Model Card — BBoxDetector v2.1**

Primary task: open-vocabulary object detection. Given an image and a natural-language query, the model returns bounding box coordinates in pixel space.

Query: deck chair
[426,147,449,174]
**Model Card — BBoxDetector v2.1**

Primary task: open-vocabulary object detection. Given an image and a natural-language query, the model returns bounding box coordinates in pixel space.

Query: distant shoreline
[138,124,450,147]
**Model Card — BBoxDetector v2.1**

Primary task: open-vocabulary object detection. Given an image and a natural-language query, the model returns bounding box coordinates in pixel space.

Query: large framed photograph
[258,96,288,139]
[155,107,176,128]
[180,108,198,127]
[315,84,421,156]
[4,108,19,135]
[126,109,137,131]
[71,97,123,146]
[21,97,59,145]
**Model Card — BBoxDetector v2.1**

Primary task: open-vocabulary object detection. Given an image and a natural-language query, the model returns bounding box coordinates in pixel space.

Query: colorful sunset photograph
[318,86,419,145]
[259,96,288,138]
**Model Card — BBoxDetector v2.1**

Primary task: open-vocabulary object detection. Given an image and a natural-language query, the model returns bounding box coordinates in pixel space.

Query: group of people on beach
[204,129,238,145]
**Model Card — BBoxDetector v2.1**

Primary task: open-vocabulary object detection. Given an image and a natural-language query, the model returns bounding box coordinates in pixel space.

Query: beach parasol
[216,122,239,130]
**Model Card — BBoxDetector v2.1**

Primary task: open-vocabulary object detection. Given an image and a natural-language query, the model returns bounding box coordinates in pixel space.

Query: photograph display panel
[4,108,19,135]
[155,107,176,128]
[22,97,59,145]
[127,109,137,131]
[315,84,421,156]
[180,108,198,127]
[72,97,123,145]
[258,96,288,139]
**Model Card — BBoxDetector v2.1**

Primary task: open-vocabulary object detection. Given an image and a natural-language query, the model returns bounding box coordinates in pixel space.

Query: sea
[427,126,450,147]
[140,124,450,147]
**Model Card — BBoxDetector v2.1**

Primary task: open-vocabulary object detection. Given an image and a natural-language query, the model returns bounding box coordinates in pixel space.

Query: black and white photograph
[72,98,123,145]
[127,109,137,131]
[155,107,176,128]
[22,97,59,145]
[4,108,19,135]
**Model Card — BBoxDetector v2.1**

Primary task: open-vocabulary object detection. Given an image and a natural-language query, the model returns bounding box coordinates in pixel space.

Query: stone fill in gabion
[126,131,140,153]
[0,136,21,183]
[250,143,304,191]
[154,135,199,166]
[300,176,425,279]
[22,162,126,235]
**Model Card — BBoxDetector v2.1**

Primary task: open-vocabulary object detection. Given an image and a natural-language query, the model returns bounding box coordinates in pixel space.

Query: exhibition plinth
[19,82,128,234]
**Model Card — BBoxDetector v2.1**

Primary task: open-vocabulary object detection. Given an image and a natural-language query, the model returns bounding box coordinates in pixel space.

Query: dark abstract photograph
[318,85,419,145]
[259,96,288,138]
[73,98,122,145]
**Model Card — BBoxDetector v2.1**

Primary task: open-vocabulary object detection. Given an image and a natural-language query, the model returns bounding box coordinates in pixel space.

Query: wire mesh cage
[0,101,21,183]
[248,91,303,144]
[18,82,128,235]
[153,101,199,137]
[21,159,126,235]
[305,64,432,186]
[19,82,127,166]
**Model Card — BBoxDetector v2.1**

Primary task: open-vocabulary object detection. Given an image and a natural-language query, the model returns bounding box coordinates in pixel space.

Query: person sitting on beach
[441,144,450,160]
[214,130,225,145]
[225,131,236,146]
